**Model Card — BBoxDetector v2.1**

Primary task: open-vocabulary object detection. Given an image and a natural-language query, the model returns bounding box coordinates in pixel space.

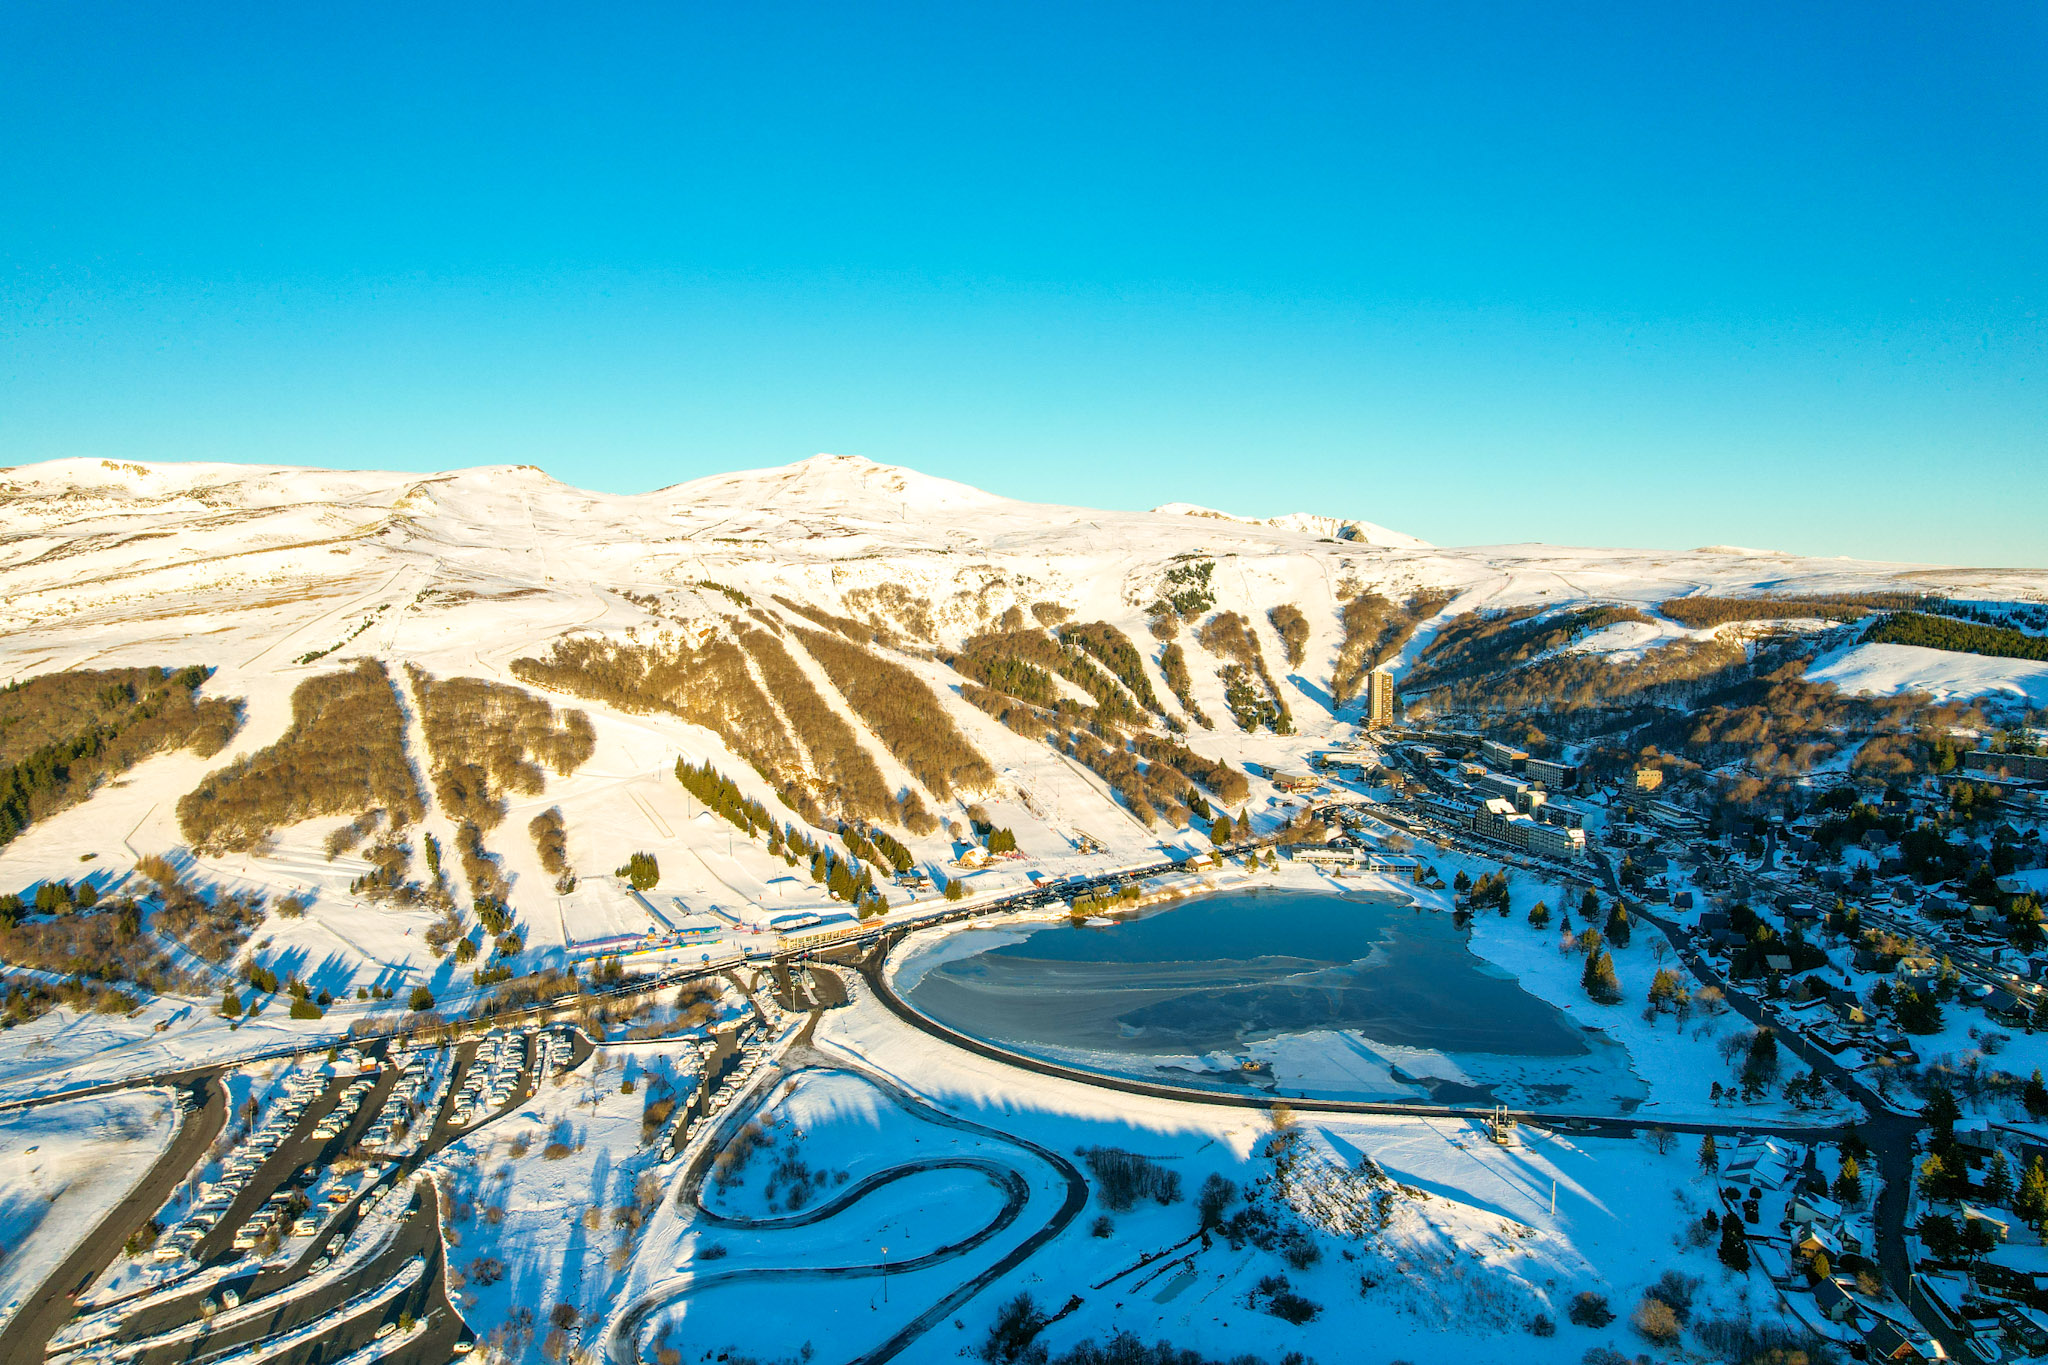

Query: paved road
[0,1074,224,1364]
[1626,893,1952,1358]
[33,1023,592,1365]
[607,1025,1089,1365]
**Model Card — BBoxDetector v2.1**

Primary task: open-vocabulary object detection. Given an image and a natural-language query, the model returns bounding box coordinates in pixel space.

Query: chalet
[1791,1191,1844,1225]
[1793,1225,1840,1269]
[1814,1276,1861,1326]
[1893,956,1941,993]
[1962,1204,2015,1245]
[1861,1319,1935,1362]
[1990,987,2035,1025]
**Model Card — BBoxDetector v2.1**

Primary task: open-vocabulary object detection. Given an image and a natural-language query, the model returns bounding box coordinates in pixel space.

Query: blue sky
[3,3,2043,564]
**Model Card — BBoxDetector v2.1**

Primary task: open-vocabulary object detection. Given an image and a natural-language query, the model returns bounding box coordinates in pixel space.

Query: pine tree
[1649,968,1685,1012]
[1923,1082,1962,1135]
[2017,1158,2048,1232]
[1697,1133,1718,1175]
[1580,888,1600,919]
[221,988,242,1018]
[1984,1151,2015,1208]
[1833,1153,1864,1206]
[1603,902,1632,949]
[2025,1069,2048,1118]
[1210,815,1233,845]
[1581,949,1621,1004]
[1717,1213,1750,1272]
[1528,901,1550,930]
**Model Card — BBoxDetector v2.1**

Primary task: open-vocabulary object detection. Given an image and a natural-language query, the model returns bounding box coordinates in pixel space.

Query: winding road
[605,1043,1089,1365]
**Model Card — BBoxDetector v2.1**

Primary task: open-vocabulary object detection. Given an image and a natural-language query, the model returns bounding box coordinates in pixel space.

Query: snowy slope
[1,450,2046,1090]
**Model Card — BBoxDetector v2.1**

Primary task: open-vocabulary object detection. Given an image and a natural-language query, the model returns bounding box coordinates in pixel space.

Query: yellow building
[1365,669,1397,728]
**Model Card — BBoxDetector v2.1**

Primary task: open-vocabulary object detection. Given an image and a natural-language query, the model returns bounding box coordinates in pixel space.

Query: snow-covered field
[0,1088,177,1310]
[1808,638,2048,707]
[603,972,1810,1365]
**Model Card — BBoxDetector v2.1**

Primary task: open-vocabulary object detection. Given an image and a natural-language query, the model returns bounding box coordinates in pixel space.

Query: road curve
[606,1050,1088,1365]
[0,1074,225,1365]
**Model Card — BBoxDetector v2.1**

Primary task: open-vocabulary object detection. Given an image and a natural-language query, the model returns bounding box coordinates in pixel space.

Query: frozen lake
[900,887,1646,1112]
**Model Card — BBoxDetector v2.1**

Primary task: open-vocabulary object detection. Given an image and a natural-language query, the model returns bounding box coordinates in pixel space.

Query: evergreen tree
[1603,902,1632,949]
[1919,1152,1956,1202]
[1740,1029,1781,1098]
[1896,988,1944,1035]
[220,988,242,1018]
[1923,1082,1962,1135]
[1581,949,1622,1004]
[1580,888,1600,920]
[1697,1133,1718,1175]
[1984,1151,2015,1208]
[1917,1212,1962,1261]
[1648,967,1685,1013]
[1527,901,1550,930]
[1210,814,1234,845]
[2017,1158,2048,1232]
[2025,1070,2048,1118]
[1833,1153,1864,1205]
[1717,1213,1750,1272]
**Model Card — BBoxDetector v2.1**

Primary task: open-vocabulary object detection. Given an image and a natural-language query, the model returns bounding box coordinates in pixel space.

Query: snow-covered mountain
[1,448,2045,1097]
[1151,500,1433,550]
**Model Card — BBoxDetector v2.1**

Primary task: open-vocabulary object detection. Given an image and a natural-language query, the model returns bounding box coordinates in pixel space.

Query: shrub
[1197,1173,1238,1229]
[1567,1292,1614,1328]
[288,999,323,1020]
[1278,1226,1322,1270]
[1643,1270,1699,1323]
[1078,1147,1183,1212]
[1631,1296,1680,1343]
[981,1292,1049,1365]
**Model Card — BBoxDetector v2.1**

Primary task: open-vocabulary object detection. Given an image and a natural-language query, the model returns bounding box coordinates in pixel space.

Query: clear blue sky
[3,3,2043,565]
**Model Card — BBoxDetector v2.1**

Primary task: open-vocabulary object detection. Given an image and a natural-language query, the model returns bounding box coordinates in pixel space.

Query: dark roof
[1862,1320,1917,1359]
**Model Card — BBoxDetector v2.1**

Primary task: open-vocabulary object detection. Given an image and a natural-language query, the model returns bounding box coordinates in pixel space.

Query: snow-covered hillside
[1,451,2044,1087]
